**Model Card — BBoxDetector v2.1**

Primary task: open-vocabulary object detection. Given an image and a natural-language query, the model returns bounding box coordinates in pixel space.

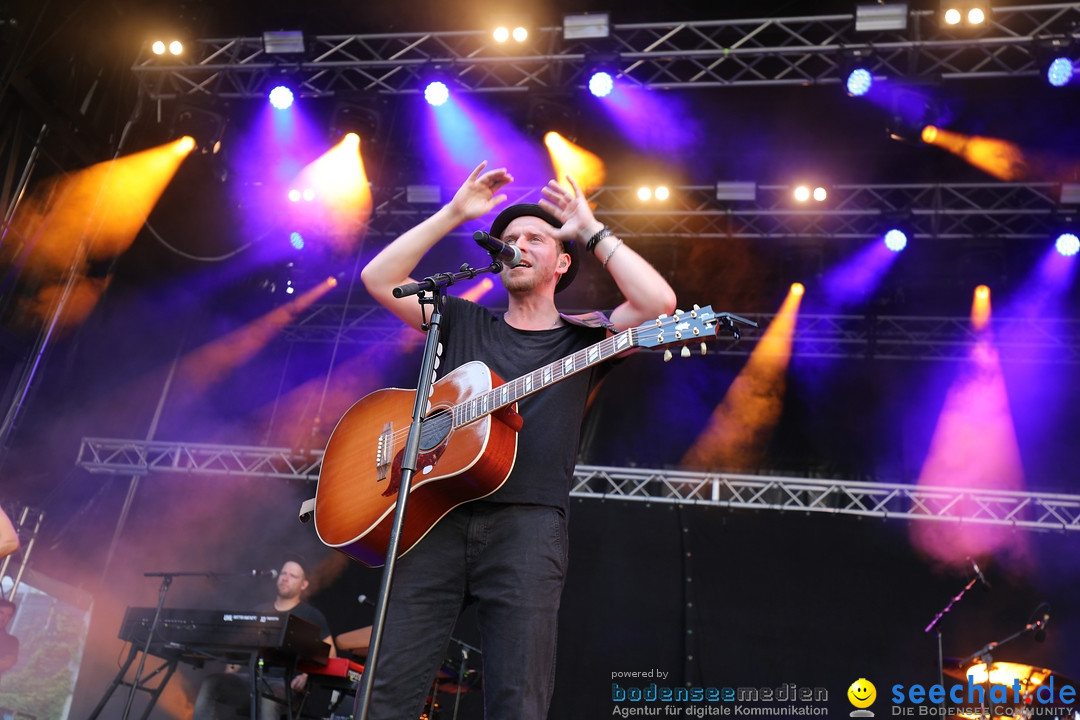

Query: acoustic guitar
[314,306,728,567]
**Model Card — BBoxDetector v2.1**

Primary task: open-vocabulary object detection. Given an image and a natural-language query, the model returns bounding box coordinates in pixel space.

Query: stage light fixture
[855,3,908,32]
[1034,37,1077,87]
[794,186,811,202]
[269,85,294,110]
[169,41,183,55]
[588,71,614,98]
[846,68,873,97]
[152,41,166,55]
[563,12,609,40]
[494,26,510,42]
[424,81,450,107]
[886,85,943,144]
[263,30,305,55]
[585,52,620,98]
[940,0,990,27]
[526,94,580,141]
[884,228,909,252]
[170,105,227,155]
[655,186,670,201]
[637,187,652,201]
[290,231,305,250]
[715,181,757,202]
[1056,232,1080,257]
[813,187,828,202]
[406,185,441,204]
[512,27,528,42]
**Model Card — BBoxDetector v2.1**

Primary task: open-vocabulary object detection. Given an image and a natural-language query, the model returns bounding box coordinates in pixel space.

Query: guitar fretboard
[451,327,637,429]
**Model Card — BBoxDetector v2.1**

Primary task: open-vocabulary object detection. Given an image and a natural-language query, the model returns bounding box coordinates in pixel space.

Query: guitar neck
[451,327,637,429]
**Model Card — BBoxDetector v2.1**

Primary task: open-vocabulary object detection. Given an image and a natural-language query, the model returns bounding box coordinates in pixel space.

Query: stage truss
[281,304,1080,363]
[131,4,1080,98]
[75,438,1080,532]
[367,182,1074,242]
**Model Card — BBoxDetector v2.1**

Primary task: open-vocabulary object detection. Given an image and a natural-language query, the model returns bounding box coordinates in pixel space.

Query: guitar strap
[558,310,614,331]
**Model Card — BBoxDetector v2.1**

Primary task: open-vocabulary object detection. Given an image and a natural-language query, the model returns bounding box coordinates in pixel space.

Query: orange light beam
[909,290,1029,570]
[543,131,606,192]
[681,285,803,470]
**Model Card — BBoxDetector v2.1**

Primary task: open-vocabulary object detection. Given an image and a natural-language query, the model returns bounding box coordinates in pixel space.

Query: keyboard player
[191,555,336,720]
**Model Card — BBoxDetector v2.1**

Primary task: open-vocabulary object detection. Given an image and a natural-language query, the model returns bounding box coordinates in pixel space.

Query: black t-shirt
[253,601,331,641]
[252,601,332,677]
[439,296,610,512]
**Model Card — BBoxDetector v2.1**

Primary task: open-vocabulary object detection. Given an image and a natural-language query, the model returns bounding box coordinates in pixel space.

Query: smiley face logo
[847,678,876,709]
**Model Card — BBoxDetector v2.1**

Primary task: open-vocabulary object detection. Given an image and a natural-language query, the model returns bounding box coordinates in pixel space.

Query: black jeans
[366,502,569,720]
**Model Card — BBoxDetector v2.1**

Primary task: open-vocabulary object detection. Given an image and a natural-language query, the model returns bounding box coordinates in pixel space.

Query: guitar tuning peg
[693,304,700,310]
[700,342,708,356]
[675,308,684,315]
[680,346,691,358]
[663,349,672,362]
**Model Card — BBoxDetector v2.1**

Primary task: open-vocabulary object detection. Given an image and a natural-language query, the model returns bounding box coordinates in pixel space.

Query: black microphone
[251,569,279,578]
[473,231,522,267]
[1032,603,1051,643]
[968,557,991,590]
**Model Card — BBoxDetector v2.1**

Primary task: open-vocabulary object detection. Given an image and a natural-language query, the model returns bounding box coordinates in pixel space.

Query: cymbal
[335,626,372,653]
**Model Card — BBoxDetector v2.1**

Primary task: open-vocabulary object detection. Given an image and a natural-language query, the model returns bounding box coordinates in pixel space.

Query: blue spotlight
[588,71,614,98]
[268,85,295,110]
[1055,232,1080,257]
[1047,57,1074,87]
[289,231,305,250]
[424,81,449,107]
[846,68,873,97]
[883,228,908,252]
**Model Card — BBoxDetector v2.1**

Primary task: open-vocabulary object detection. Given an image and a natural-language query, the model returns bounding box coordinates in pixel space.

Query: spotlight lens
[512,26,528,42]
[152,40,166,55]
[846,68,873,97]
[425,81,450,106]
[1048,57,1074,88]
[169,40,183,55]
[791,282,805,296]
[269,85,294,110]
[588,71,614,98]
[288,189,301,202]
[302,188,315,202]
[975,284,990,300]
[944,8,961,24]
[813,187,827,202]
[655,186,670,201]
[290,232,305,250]
[637,187,652,201]
[967,8,985,24]
[1056,232,1080,257]
[493,26,509,42]
[794,186,811,202]
[884,229,908,252]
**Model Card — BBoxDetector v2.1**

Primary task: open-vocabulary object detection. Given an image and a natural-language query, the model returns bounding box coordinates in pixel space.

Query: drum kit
[942,658,1078,720]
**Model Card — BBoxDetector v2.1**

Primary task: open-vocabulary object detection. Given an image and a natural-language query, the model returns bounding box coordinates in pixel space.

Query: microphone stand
[353,258,505,720]
[924,575,980,689]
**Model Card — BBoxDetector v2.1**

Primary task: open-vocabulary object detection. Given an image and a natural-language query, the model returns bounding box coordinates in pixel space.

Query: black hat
[489,203,578,293]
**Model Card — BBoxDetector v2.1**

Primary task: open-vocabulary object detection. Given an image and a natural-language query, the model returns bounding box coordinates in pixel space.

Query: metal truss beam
[131,4,1080,98]
[369,182,1070,242]
[75,439,1080,532]
[282,304,1080,363]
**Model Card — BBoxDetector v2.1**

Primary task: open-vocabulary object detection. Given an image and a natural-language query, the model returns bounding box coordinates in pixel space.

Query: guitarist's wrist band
[585,226,613,253]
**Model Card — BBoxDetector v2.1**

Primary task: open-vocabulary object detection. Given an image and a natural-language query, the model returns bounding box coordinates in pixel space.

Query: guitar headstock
[633,305,718,354]
[632,305,758,361]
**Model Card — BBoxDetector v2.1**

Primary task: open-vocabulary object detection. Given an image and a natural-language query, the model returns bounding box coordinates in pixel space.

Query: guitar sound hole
[419,408,453,452]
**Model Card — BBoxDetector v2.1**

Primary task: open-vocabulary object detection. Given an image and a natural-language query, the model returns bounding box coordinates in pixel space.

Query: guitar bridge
[376,422,393,482]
